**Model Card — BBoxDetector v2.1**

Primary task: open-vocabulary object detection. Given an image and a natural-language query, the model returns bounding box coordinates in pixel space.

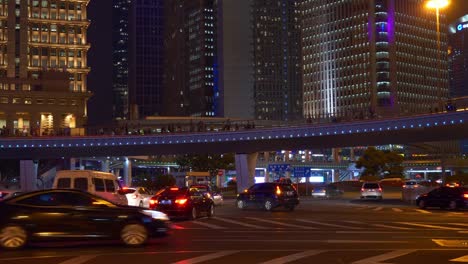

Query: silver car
[360,182,383,200]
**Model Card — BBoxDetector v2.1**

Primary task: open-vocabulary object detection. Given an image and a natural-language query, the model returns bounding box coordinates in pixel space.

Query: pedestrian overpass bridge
[1,111,466,192]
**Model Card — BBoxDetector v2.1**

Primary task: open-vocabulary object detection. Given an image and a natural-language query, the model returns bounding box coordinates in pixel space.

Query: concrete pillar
[332,148,341,162]
[235,153,258,193]
[123,157,132,187]
[69,158,77,170]
[101,159,110,172]
[305,150,311,162]
[20,160,38,192]
[350,148,355,161]
[263,152,270,162]
[284,151,290,162]
[265,168,270,183]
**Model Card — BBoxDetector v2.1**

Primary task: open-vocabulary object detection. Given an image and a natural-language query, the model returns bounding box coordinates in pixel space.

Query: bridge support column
[101,159,110,172]
[20,160,38,192]
[235,153,258,193]
[69,158,77,170]
[123,157,132,187]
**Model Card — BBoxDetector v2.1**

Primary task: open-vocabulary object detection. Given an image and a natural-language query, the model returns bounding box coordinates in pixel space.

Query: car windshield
[405,181,418,185]
[363,183,380,189]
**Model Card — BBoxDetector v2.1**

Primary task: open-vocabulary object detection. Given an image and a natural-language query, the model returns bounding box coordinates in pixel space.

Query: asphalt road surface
[1,196,467,264]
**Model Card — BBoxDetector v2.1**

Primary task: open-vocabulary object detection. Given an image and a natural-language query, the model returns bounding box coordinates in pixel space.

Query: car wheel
[0,226,28,250]
[264,199,273,211]
[139,201,144,207]
[418,200,426,209]
[448,200,458,210]
[190,207,197,220]
[207,204,215,217]
[237,200,246,210]
[121,223,148,247]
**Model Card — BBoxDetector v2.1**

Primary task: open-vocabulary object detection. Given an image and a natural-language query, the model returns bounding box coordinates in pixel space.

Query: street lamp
[426,0,449,112]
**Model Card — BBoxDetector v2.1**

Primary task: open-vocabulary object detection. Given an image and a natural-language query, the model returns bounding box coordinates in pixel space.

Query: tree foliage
[175,153,235,183]
[355,147,404,180]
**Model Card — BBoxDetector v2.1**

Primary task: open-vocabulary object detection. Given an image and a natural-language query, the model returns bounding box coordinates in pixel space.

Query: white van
[52,170,128,206]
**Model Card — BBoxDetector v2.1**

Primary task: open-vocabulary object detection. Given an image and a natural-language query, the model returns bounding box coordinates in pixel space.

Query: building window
[24,98,32,104]
[47,99,55,104]
[36,99,44,104]
[12,98,21,104]
[0,97,8,104]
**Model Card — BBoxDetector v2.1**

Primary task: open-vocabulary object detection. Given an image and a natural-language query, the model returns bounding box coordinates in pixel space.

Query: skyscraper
[252,0,302,121]
[448,15,468,99]
[301,0,449,120]
[112,0,165,120]
[164,0,219,117]
[0,0,91,135]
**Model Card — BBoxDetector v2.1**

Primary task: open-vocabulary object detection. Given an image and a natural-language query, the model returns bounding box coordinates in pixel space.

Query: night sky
[85,0,468,125]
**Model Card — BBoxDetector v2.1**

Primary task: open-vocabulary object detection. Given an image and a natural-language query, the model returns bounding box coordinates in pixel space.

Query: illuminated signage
[458,23,468,31]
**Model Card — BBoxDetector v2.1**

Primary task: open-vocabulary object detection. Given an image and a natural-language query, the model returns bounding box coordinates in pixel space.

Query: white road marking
[398,222,463,231]
[212,217,267,229]
[355,206,369,210]
[372,224,412,230]
[58,255,98,264]
[172,250,239,264]
[392,208,403,212]
[449,223,468,228]
[191,221,226,229]
[343,220,366,225]
[373,207,383,211]
[193,239,409,244]
[451,254,468,262]
[259,250,324,264]
[245,217,317,229]
[415,209,432,214]
[432,239,468,248]
[351,249,417,264]
[296,219,363,229]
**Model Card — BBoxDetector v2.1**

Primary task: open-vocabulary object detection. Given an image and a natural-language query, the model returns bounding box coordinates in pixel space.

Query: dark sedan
[0,189,170,250]
[149,187,214,220]
[416,186,468,210]
[236,182,300,211]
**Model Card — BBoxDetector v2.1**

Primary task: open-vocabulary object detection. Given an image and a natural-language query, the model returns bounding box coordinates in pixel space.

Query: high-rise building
[0,0,91,136]
[112,0,165,120]
[448,15,468,99]
[300,0,449,120]
[252,0,302,121]
[163,0,219,117]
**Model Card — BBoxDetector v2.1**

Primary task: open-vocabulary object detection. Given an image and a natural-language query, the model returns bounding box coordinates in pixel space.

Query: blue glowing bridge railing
[0,111,466,150]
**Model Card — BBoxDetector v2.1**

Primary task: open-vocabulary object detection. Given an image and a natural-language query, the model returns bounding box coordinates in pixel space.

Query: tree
[355,147,405,180]
[175,153,235,183]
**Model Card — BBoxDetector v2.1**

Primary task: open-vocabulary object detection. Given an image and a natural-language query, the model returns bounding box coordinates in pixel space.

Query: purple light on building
[387,0,395,44]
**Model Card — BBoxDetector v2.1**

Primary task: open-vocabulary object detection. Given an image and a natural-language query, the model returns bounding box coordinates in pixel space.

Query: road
[0,196,467,264]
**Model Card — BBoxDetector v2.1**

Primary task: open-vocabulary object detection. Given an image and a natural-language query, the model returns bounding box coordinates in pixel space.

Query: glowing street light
[426,0,449,111]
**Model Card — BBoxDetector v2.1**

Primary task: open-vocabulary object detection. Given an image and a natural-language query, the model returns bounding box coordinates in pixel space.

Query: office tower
[0,0,90,136]
[300,0,449,120]
[252,0,302,121]
[112,0,165,120]
[164,0,219,117]
[448,15,468,99]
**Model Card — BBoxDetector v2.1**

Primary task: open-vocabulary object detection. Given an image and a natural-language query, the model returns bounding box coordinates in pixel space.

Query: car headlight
[141,210,169,221]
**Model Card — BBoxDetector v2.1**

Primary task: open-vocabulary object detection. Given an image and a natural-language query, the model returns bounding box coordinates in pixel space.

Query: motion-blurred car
[0,189,170,250]
[149,187,215,220]
[236,182,299,211]
[0,190,21,201]
[402,180,421,189]
[122,187,153,207]
[311,184,344,199]
[360,182,383,200]
[189,184,224,206]
[416,186,468,210]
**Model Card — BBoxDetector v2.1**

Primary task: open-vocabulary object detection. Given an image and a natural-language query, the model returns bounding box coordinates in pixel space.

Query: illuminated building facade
[164,0,219,117]
[252,0,302,121]
[0,0,91,136]
[300,0,449,120]
[448,15,468,99]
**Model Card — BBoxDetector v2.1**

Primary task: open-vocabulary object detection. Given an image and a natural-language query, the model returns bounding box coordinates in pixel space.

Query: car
[0,190,21,201]
[311,184,344,199]
[189,184,224,206]
[236,182,299,211]
[360,182,383,200]
[416,186,468,210]
[0,189,170,250]
[122,187,153,207]
[149,187,215,220]
[402,180,421,189]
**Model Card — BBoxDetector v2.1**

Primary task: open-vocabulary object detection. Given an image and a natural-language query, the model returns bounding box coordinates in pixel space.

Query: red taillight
[463,193,468,199]
[361,188,365,192]
[378,188,382,192]
[170,187,179,191]
[276,186,282,195]
[149,199,158,205]
[175,199,188,205]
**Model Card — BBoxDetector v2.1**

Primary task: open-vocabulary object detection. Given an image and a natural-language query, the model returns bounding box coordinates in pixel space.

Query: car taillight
[276,186,282,195]
[175,199,188,205]
[149,199,158,205]
[378,188,382,192]
[361,188,365,192]
[402,185,407,188]
[463,193,468,199]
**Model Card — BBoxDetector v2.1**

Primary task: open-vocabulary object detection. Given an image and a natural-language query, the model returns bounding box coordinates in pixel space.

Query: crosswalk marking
[352,249,417,264]
[392,208,403,212]
[212,217,267,229]
[397,222,463,231]
[259,250,324,264]
[245,217,317,229]
[372,224,412,230]
[415,209,432,214]
[296,219,363,230]
[172,250,239,264]
[191,220,226,229]
[372,207,383,211]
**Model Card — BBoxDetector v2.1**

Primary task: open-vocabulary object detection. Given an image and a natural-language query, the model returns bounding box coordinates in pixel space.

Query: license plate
[286,191,294,196]
[161,200,172,205]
